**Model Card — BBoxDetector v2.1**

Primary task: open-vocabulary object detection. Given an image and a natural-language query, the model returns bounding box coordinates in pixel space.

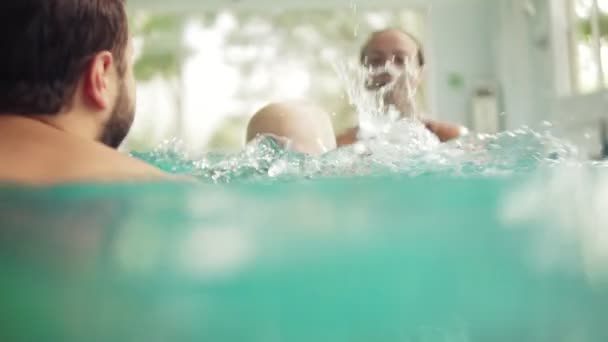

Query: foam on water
[134,122,582,183]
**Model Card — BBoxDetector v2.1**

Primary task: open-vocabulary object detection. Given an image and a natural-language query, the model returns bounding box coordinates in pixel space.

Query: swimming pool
[2,127,608,341]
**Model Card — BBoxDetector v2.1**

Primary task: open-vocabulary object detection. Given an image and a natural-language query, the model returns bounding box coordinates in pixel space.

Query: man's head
[0,0,135,148]
[360,28,425,90]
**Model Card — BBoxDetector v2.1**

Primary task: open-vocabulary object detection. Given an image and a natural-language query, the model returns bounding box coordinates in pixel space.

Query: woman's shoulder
[336,127,359,146]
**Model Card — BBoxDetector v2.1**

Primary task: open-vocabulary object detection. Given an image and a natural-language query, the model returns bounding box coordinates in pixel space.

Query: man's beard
[99,81,135,149]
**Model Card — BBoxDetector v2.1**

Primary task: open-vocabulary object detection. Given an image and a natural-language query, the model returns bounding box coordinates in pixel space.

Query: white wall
[492,0,545,129]
[429,0,556,129]
[424,0,496,124]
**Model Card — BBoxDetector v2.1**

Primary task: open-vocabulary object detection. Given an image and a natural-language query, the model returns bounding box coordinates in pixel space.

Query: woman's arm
[423,120,466,142]
[336,127,359,146]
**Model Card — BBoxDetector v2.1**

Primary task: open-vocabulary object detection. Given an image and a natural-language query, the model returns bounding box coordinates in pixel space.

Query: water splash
[132,125,582,184]
[131,138,198,175]
[133,58,585,183]
[335,60,416,132]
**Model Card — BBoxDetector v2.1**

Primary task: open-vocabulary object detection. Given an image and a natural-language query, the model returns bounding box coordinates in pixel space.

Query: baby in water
[246,101,337,155]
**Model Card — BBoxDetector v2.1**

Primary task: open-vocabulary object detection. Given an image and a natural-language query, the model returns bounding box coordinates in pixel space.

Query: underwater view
[3,0,608,341]
[3,114,608,341]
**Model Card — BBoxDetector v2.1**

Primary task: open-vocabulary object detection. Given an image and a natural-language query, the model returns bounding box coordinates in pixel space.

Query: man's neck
[34,111,99,142]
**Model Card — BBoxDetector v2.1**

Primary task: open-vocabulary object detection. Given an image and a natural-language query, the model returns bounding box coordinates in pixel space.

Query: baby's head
[246,101,337,155]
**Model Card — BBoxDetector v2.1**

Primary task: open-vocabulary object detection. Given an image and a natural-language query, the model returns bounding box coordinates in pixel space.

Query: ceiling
[126,0,450,11]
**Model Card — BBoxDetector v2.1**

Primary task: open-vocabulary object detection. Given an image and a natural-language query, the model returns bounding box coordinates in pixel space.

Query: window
[569,0,608,93]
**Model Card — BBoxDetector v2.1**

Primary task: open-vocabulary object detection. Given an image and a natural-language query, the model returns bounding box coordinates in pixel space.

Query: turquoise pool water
[2,125,608,341]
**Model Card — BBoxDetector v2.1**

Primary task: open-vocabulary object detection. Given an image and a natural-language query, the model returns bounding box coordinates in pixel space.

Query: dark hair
[360,29,425,67]
[0,0,129,115]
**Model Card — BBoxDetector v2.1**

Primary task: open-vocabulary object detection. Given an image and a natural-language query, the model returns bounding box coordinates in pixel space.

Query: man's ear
[83,51,115,110]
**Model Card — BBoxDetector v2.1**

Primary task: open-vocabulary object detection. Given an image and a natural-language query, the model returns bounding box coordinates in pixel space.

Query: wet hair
[360,28,425,67]
[0,0,129,115]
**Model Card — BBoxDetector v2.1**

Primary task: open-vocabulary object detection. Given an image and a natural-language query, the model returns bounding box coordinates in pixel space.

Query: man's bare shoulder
[0,131,170,185]
[0,149,171,185]
[95,151,196,184]
[336,127,359,147]
[95,147,170,180]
